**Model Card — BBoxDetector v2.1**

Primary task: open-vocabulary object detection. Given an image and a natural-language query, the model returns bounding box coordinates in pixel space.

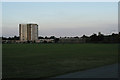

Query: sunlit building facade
[19,24,38,41]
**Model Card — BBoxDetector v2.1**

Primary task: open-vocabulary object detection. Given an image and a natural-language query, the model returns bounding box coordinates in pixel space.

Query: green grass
[2,43,118,78]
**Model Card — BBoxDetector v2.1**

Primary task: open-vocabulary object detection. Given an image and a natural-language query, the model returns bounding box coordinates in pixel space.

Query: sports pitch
[2,43,118,78]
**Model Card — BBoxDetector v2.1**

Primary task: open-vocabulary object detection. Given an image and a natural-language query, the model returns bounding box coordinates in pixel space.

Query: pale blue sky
[2,2,118,37]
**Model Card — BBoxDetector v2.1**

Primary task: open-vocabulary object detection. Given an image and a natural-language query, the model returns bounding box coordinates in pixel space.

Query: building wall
[19,24,28,41]
[19,24,38,41]
[27,24,31,41]
[31,24,38,41]
[58,38,86,43]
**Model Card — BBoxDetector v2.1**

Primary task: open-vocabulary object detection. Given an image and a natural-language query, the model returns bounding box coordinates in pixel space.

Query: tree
[98,32,104,42]
[90,33,98,43]
[2,37,7,40]
[74,36,79,38]
[81,35,88,38]
[50,36,56,39]
[13,36,19,40]
[38,36,44,39]
[45,36,48,39]
[54,38,59,43]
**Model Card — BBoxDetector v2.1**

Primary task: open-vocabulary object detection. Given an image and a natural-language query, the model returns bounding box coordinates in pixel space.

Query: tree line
[2,32,120,43]
[81,32,120,43]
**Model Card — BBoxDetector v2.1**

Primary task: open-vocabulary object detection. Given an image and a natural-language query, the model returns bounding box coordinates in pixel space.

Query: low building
[58,37,86,43]
[36,39,54,43]
[2,40,21,43]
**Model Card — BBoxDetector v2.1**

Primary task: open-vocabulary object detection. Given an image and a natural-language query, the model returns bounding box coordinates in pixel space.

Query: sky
[2,2,118,37]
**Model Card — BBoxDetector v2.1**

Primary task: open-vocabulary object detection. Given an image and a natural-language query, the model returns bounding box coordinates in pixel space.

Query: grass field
[2,43,118,78]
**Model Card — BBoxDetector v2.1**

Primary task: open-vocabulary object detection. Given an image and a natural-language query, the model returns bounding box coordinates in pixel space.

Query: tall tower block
[19,24,38,41]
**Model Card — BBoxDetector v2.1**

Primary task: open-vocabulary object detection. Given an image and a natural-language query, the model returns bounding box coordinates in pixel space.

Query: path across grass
[2,44,118,78]
[54,63,118,78]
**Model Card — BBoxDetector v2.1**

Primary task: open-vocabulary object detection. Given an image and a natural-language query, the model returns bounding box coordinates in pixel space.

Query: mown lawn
[2,43,118,78]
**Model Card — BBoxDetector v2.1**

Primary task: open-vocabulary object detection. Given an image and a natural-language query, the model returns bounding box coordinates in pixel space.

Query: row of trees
[2,36,57,40]
[81,32,120,43]
[2,32,120,43]
[2,36,19,40]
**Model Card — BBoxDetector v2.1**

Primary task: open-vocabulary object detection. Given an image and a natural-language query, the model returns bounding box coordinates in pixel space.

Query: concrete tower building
[19,24,38,41]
